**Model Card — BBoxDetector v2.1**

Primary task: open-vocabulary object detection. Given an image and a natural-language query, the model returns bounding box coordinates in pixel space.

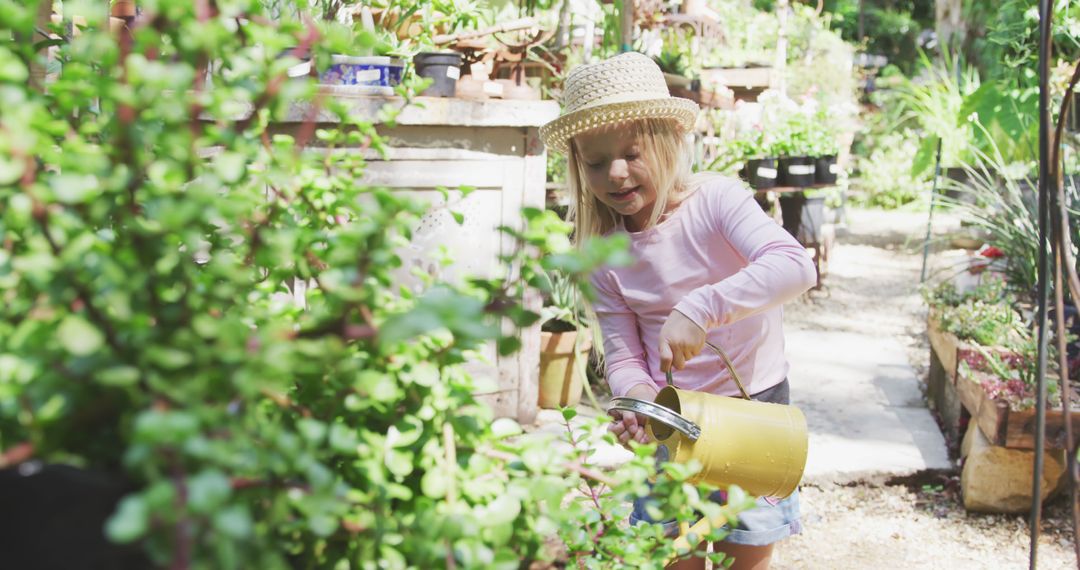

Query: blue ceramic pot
[319,56,404,87]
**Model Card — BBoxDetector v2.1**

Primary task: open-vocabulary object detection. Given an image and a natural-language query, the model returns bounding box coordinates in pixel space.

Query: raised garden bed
[928,311,1080,450]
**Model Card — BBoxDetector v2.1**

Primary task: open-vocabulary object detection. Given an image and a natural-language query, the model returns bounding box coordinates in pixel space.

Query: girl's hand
[609,384,657,446]
[658,309,706,373]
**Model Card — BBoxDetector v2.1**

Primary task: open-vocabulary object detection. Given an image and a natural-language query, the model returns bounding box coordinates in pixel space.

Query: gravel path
[773,207,1077,569]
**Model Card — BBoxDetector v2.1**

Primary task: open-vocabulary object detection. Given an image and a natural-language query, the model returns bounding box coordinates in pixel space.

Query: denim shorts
[629,488,802,546]
[628,379,803,546]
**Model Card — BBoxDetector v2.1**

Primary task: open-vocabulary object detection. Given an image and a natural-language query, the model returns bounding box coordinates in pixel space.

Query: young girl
[540,52,817,570]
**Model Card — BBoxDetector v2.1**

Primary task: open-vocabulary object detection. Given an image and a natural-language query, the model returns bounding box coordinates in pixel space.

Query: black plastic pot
[778,156,815,187]
[413,52,463,97]
[814,155,839,185]
[740,157,778,190]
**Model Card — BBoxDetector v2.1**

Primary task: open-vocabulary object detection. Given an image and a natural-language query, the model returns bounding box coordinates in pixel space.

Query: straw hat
[540,52,699,154]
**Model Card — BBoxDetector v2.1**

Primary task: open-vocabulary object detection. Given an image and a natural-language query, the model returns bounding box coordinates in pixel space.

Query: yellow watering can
[608,342,808,554]
[608,341,808,498]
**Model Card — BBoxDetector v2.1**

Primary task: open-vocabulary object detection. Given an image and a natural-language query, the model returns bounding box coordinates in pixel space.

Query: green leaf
[308,514,338,537]
[146,347,192,369]
[405,362,438,387]
[497,336,522,355]
[560,407,578,421]
[356,370,400,402]
[97,366,140,387]
[387,416,423,448]
[214,152,247,183]
[214,506,253,539]
[490,418,522,438]
[188,470,232,513]
[478,494,521,527]
[385,449,415,479]
[50,173,102,204]
[57,315,105,356]
[298,418,328,444]
[421,469,447,498]
[0,154,24,185]
[105,495,149,543]
[329,423,359,454]
[0,47,28,82]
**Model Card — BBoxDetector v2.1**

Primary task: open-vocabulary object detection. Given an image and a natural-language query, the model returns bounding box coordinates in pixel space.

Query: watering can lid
[607,397,701,441]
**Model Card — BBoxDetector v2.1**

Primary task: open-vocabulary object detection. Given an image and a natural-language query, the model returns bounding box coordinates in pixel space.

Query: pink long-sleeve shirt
[590,174,817,398]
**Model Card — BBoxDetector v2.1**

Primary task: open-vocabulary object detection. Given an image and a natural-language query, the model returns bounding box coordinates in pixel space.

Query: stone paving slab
[786,327,952,484]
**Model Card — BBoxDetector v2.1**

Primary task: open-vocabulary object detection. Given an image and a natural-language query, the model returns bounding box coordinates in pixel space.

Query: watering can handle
[665,341,751,400]
[607,397,702,441]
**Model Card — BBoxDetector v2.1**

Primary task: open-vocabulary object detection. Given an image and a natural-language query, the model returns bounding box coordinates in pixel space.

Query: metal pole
[920,140,944,283]
[620,0,634,53]
[1031,1,1053,567]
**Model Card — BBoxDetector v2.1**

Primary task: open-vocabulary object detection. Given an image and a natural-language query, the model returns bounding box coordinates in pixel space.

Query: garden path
[785,207,952,484]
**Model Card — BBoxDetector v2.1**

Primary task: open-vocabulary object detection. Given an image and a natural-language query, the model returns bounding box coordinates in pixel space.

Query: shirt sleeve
[590,270,660,399]
[672,181,817,330]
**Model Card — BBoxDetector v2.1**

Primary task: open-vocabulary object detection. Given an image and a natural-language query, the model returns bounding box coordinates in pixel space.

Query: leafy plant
[770,109,814,157]
[654,48,690,78]
[938,297,1024,348]
[553,409,756,569]
[940,124,1080,300]
[922,277,1011,309]
[897,51,981,173]
[806,105,841,157]
[0,2,748,568]
[960,338,1062,412]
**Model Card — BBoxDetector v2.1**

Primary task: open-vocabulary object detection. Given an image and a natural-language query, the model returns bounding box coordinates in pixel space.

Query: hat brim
[539,98,700,154]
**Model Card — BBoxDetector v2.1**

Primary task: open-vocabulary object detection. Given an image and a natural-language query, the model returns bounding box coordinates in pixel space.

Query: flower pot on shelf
[413,52,462,97]
[319,55,403,88]
[539,329,591,409]
[814,155,839,185]
[778,156,815,187]
[741,157,778,190]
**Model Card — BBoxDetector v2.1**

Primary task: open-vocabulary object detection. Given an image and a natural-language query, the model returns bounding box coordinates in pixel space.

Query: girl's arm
[590,271,660,399]
[673,181,817,330]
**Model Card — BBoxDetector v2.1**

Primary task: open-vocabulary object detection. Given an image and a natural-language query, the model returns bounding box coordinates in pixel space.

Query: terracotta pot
[539,329,591,409]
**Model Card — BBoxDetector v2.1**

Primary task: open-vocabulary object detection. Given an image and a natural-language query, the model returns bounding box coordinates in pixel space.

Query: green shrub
[850,128,929,208]
[0,2,749,568]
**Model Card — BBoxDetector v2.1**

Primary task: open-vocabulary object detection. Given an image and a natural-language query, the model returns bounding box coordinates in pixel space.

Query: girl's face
[574,124,658,232]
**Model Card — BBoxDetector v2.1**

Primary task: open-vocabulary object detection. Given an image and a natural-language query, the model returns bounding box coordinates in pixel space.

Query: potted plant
[732,129,778,190]
[538,269,592,409]
[773,113,815,187]
[806,106,841,185]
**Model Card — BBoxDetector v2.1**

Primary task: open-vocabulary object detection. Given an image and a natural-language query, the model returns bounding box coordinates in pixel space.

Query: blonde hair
[566,118,694,242]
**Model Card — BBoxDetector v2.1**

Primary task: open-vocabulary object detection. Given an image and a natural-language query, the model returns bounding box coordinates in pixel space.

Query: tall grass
[943,124,1080,302]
